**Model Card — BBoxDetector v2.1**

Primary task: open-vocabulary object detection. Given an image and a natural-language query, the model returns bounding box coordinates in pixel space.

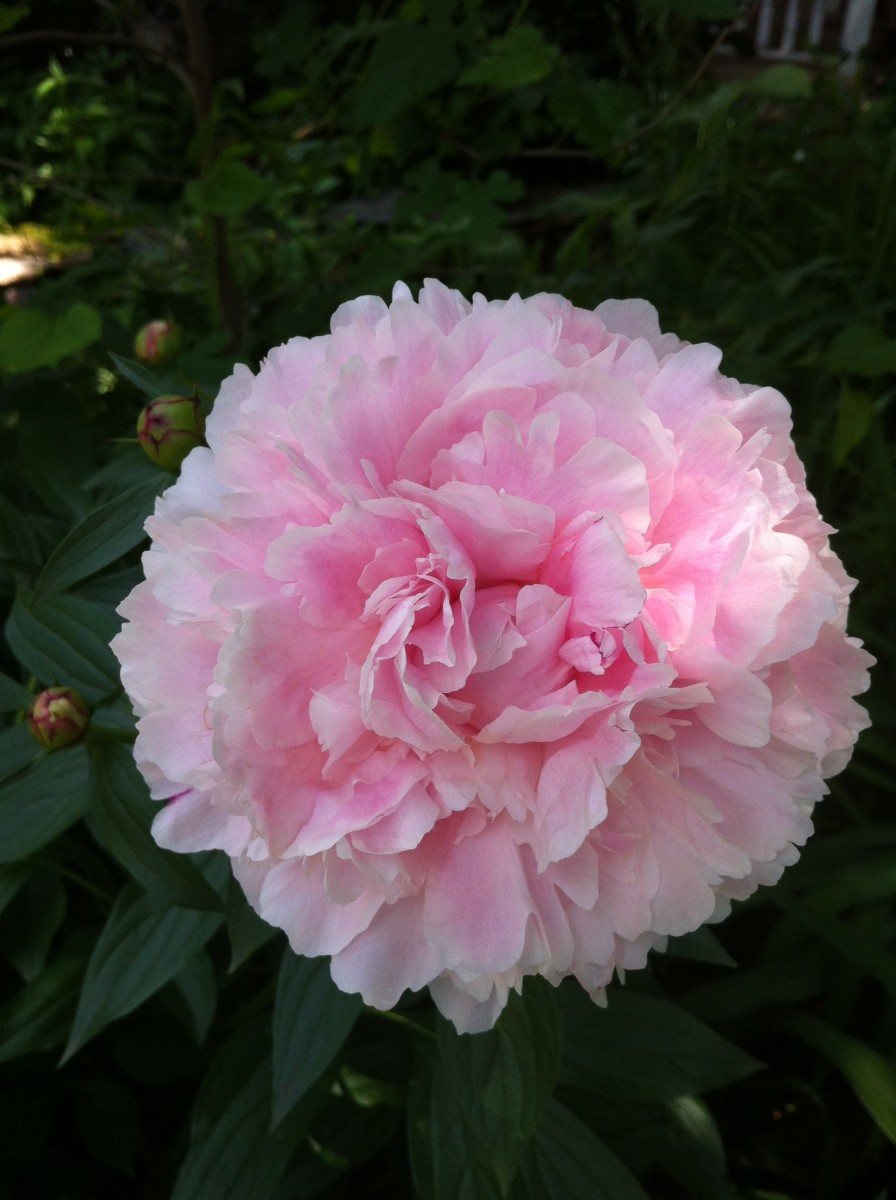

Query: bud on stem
[134,319,181,364]
[27,687,91,750]
[137,394,206,471]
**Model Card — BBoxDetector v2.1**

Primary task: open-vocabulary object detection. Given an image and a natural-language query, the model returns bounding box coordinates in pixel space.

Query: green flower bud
[27,686,91,750]
[137,394,206,472]
[134,319,181,364]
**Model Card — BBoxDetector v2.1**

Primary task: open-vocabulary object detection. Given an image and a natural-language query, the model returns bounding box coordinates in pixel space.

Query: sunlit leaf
[0,302,101,372]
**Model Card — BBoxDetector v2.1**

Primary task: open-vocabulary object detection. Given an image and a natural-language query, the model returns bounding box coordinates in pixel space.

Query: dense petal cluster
[113,281,872,1032]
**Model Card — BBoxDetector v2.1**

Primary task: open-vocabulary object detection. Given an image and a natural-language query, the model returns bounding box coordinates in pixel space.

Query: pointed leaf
[271,951,362,1126]
[108,351,172,397]
[63,883,223,1060]
[0,870,66,979]
[172,1020,324,1200]
[0,938,89,1064]
[0,743,90,863]
[0,672,33,711]
[171,948,217,1044]
[5,588,120,702]
[773,1010,896,1146]
[558,986,761,1102]
[87,742,223,912]
[663,926,737,968]
[226,876,276,971]
[0,723,41,785]
[772,891,896,1000]
[0,863,29,916]
[512,1100,649,1200]
[659,1096,731,1200]
[32,481,157,602]
[679,949,828,1022]
[409,979,562,1200]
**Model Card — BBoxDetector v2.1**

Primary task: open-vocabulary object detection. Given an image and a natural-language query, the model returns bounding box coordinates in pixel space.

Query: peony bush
[113,280,872,1033]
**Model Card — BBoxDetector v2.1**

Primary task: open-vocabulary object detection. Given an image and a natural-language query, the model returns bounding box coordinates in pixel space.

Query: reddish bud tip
[27,687,91,750]
[134,319,181,364]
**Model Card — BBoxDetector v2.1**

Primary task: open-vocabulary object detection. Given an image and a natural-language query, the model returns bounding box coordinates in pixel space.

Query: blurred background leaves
[1,0,895,1197]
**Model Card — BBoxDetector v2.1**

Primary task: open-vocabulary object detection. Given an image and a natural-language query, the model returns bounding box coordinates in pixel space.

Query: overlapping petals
[113,280,872,1032]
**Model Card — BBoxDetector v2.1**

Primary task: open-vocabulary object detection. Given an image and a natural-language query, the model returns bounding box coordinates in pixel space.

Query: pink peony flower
[113,281,873,1033]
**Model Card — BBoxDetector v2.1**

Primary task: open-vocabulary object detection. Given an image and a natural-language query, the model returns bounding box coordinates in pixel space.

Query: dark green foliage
[1,0,894,1196]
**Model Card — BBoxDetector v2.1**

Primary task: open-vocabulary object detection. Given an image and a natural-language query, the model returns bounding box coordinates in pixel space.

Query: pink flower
[113,281,873,1033]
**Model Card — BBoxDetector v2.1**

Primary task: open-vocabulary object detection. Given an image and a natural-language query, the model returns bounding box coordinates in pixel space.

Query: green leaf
[50,302,103,361]
[663,926,737,968]
[0,494,53,580]
[0,722,41,784]
[660,1096,731,1200]
[0,863,29,916]
[831,385,874,464]
[548,78,638,155]
[226,876,276,971]
[171,948,217,1044]
[678,948,828,1022]
[353,21,459,127]
[460,25,560,91]
[823,325,896,377]
[0,870,66,980]
[558,986,761,1102]
[185,159,270,218]
[512,1100,650,1200]
[73,1074,140,1176]
[773,1011,896,1146]
[86,443,171,496]
[31,481,156,602]
[171,1020,323,1200]
[409,980,562,1200]
[0,743,90,863]
[0,302,101,372]
[16,394,93,516]
[62,882,223,1060]
[772,891,896,1000]
[0,4,30,35]
[5,587,121,702]
[271,952,362,1127]
[747,65,813,100]
[0,672,34,711]
[87,742,223,912]
[801,846,896,914]
[107,351,172,397]
[0,937,89,1064]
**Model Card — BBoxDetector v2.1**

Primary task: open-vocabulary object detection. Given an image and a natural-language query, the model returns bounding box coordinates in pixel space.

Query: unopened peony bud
[137,394,206,471]
[27,687,91,750]
[134,319,181,364]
